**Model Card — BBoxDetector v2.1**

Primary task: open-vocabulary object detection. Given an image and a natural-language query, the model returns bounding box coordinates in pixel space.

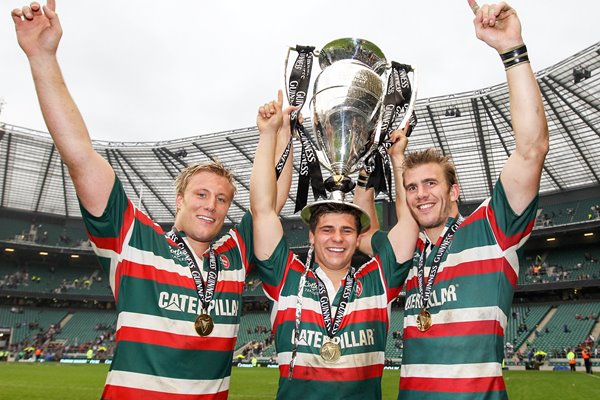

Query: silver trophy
[285,38,418,203]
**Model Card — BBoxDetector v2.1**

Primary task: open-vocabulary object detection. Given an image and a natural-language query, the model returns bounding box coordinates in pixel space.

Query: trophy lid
[318,38,387,75]
[300,198,371,233]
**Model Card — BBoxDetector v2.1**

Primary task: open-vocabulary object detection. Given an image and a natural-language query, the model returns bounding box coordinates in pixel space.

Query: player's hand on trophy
[12,0,62,58]
[387,124,410,160]
[468,0,523,53]
[278,109,302,140]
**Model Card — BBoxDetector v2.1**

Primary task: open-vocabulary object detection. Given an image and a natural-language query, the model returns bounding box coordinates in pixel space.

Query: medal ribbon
[289,246,314,379]
[167,229,218,313]
[416,216,464,310]
[314,266,356,339]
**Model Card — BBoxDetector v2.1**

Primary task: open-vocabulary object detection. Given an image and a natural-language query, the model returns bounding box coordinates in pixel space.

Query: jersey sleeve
[371,230,411,301]
[488,178,539,251]
[232,211,255,269]
[253,237,292,301]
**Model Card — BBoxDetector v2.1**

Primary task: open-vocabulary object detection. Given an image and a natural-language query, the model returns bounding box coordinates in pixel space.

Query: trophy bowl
[284,37,417,206]
[311,38,388,195]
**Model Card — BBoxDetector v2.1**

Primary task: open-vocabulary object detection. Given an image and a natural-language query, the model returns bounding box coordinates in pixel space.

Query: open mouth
[197,215,215,223]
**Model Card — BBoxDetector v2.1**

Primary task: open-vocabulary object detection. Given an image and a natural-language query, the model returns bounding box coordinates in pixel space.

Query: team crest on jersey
[219,254,230,269]
[355,279,363,297]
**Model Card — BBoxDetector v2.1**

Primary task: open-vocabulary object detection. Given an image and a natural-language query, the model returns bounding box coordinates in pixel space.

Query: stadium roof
[1,42,599,225]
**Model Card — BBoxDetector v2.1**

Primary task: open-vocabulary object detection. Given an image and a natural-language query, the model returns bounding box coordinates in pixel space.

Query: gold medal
[194,314,214,336]
[320,340,342,363]
[416,309,432,332]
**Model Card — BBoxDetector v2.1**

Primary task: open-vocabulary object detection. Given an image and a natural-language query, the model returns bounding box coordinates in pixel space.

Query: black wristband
[357,176,368,188]
[500,44,529,70]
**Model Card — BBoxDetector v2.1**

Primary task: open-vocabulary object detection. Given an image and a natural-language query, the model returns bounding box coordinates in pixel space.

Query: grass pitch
[0,363,599,399]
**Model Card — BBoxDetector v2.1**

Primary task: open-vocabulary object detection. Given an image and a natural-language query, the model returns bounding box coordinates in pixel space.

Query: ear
[355,233,362,249]
[449,183,460,202]
[308,231,314,246]
[176,192,183,212]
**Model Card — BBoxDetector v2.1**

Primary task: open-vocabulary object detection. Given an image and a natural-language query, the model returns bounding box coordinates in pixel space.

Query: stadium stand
[1,42,600,368]
[530,302,600,357]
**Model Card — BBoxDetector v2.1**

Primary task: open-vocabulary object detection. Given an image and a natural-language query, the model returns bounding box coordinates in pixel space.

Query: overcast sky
[1,0,598,143]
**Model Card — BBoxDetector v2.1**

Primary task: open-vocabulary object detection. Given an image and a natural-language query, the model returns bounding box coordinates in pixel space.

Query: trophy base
[324,175,355,194]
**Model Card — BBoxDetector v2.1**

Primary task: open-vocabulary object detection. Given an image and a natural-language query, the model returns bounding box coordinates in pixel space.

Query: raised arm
[469,1,549,214]
[386,129,419,263]
[274,109,294,214]
[353,126,418,262]
[12,0,114,217]
[251,91,286,260]
[353,172,379,257]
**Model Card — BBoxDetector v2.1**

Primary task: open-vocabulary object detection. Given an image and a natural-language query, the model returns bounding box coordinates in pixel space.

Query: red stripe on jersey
[136,209,164,234]
[404,319,504,339]
[120,260,194,289]
[435,258,518,287]
[280,363,383,381]
[215,279,245,294]
[399,375,505,393]
[116,326,236,351]
[212,235,237,254]
[275,307,326,328]
[264,252,299,301]
[405,256,518,292]
[355,259,379,278]
[119,261,245,294]
[345,307,388,325]
[102,384,229,400]
[230,228,251,275]
[487,206,535,251]
[88,198,135,253]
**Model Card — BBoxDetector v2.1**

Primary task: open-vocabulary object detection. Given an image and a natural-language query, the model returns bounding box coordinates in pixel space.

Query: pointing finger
[468,0,480,15]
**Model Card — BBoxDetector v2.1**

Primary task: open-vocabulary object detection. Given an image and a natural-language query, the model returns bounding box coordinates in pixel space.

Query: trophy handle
[398,67,419,132]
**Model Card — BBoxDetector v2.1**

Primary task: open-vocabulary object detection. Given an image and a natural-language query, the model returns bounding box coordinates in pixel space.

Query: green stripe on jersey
[399,389,508,400]
[118,275,241,324]
[278,376,382,400]
[111,341,232,380]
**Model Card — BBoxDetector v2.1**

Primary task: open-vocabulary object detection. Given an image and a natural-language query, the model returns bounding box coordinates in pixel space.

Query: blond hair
[403,148,458,187]
[174,161,237,196]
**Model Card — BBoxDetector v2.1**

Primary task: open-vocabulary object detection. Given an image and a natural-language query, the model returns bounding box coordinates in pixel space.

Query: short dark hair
[308,203,362,233]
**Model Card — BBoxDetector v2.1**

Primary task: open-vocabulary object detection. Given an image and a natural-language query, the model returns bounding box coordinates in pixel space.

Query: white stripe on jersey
[278,349,384,369]
[117,311,238,338]
[404,306,508,330]
[105,370,230,395]
[401,361,501,379]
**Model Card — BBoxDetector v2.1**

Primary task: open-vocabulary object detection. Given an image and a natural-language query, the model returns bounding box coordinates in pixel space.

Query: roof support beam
[425,105,447,156]
[542,77,600,140]
[108,149,154,219]
[226,137,297,206]
[1,131,12,207]
[161,147,188,169]
[539,83,600,184]
[471,98,494,196]
[114,149,176,218]
[152,148,179,180]
[34,145,56,212]
[61,161,69,217]
[485,96,563,191]
[546,75,600,115]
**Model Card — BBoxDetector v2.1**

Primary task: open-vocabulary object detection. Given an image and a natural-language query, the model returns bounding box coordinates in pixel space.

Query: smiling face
[174,170,234,254]
[404,162,460,240]
[309,212,361,275]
